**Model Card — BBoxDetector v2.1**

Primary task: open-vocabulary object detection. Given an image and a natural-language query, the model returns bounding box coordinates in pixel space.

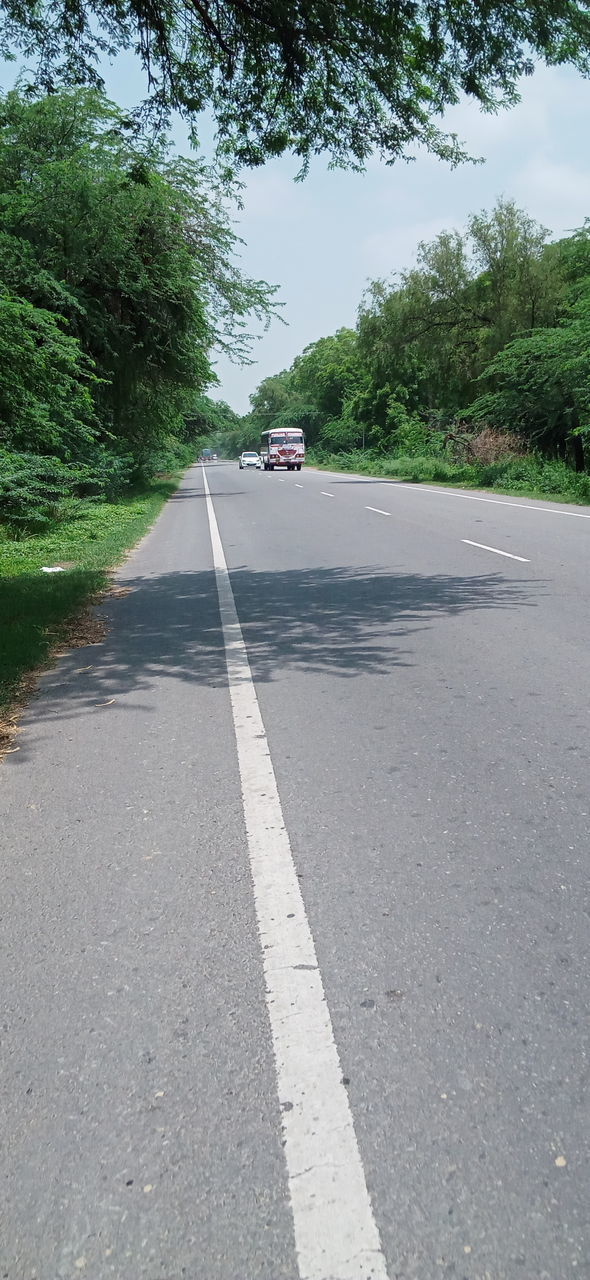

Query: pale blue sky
[204,65,590,415]
[5,50,590,415]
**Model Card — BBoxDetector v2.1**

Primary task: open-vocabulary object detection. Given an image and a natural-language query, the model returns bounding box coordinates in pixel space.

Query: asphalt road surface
[2,461,589,1280]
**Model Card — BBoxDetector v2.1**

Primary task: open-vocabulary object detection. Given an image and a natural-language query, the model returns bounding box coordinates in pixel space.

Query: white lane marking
[278,477,285,482]
[321,491,335,498]
[313,468,590,519]
[202,468,388,1280]
[295,483,303,488]
[462,539,530,562]
[365,506,390,517]
[387,482,590,519]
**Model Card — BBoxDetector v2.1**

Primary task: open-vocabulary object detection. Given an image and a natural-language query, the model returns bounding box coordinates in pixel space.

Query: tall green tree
[291,331,363,419]
[357,200,562,427]
[2,2,590,169]
[249,371,294,422]
[469,289,590,468]
[0,87,278,466]
[0,294,96,455]
[183,394,241,442]
[288,329,368,449]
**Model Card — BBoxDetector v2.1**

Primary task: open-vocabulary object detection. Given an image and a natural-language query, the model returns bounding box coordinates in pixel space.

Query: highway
[1,460,589,1279]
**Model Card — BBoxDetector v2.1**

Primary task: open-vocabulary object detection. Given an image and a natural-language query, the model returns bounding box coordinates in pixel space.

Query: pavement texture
[1,461,589,1280]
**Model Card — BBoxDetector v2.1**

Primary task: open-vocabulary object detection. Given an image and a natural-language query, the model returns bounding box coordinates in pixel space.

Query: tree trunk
[570,433,585,473]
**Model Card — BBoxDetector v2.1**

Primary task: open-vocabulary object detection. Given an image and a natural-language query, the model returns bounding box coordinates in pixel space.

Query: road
[1,461,589,1280]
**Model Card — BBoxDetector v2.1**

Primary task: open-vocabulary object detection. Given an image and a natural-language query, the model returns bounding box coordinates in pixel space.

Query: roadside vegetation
[4,3,590,722]
[0,479,178,720]
[0,86,266,722]
[308,450,590,505]
[218,200,590,504]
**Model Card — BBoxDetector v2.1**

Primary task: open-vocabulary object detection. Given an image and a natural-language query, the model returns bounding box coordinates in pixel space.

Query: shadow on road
[10,563,542,755]
[168,488,246,500]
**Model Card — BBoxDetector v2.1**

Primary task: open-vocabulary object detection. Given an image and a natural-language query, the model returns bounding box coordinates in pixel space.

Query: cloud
[360,218,453,277]
[239,166,309,221]
[512,160,590,237]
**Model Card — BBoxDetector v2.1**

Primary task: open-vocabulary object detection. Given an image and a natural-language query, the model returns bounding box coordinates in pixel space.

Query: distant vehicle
[260,429,305,471]
[199,448,213,462]
[239,451,261,469]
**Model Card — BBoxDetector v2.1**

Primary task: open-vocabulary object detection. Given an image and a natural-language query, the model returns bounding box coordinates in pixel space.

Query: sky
[4,48,590,415]
[206,64,590,414]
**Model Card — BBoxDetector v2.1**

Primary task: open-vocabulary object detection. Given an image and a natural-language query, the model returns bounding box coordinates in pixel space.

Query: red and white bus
[260,429,305,471]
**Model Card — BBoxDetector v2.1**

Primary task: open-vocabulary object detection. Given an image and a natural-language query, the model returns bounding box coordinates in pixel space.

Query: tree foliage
[183,394,241,440]
[2,1,590,169]
[0,87,277,518]
[0,293,97,456]
[468,290,590,468]
[359,199,563,420]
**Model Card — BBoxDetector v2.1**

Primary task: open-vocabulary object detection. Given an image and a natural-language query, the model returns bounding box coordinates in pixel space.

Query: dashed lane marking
[462,539,530,562]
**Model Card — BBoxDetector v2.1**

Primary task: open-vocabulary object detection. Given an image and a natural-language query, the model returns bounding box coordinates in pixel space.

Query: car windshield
[243,453,258,458]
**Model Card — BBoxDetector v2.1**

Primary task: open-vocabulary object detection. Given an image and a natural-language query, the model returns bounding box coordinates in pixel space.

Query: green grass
[0,478,178,715]
[309,451,590,506]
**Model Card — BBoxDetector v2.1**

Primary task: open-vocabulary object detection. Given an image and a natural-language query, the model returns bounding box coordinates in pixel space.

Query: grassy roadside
[0,477,179,724]
[308,452,590,506]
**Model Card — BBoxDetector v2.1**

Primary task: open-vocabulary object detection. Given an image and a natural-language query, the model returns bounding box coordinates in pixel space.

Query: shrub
[137,438,198,478]
[318,416,362,453]
[469,427,527,465]
[0,448,136,530]
[0,293,97,456]
[78,448,135,500]
[309,447,590,504]
[376,455,474,483]
[0,452,87,530]
[386,399,444,457]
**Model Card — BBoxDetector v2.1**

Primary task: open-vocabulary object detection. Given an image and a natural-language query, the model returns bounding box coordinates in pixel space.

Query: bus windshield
[269,433,303,445]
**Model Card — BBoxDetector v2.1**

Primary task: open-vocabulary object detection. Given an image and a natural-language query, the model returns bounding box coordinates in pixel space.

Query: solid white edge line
[202,468,388,1280]
[310,469,590,519]
[462,539,530,562]
[386,482,590,519]
[365,506,391,516]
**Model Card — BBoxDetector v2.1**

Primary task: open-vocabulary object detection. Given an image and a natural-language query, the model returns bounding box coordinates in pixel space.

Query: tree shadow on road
[10,562,542,755]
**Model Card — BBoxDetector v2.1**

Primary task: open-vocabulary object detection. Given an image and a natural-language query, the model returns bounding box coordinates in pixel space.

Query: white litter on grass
[41,566,65,573]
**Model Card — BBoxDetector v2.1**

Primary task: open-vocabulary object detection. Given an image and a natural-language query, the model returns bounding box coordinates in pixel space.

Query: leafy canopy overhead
[2,1,590,168]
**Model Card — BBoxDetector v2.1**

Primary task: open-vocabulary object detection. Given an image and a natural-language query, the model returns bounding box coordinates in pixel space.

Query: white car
[239,452,261,469]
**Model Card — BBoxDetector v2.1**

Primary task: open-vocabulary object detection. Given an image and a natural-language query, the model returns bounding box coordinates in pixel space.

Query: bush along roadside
[307,450,590,505]
[0,473,183,743]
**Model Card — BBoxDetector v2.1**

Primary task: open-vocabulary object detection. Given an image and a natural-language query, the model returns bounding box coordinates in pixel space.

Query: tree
[469,290,590,469]
[0,87,278,467]
[291,330,363,417]
[0,293,96,456]
[356,200,562,425]
[183,394,241,441]
[357,283,427,421]
[249,370,294,421]
[2,2,590,170]
[468,200,562,354]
